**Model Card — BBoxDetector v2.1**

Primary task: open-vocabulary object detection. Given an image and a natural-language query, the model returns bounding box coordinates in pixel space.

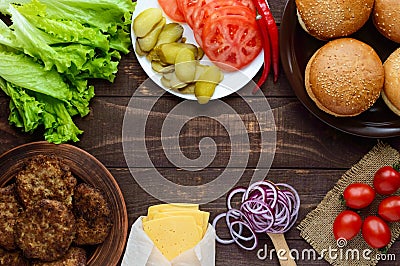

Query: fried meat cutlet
[0,247,29,266]
[15,155,77,208]
[31,247,87,266]
[0,184,22,250]
[15,199,76,261]
[73,183,112,245]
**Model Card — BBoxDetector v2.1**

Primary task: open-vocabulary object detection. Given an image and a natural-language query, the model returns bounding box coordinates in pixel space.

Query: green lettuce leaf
[9,5,97,73]
[0,0,134,52]
[0,0,135,143]
[109,26,132,54]
[0,78,43,132]
[0,19,18,48]
[24,15,110,51]
[0,47,71,100]
[31,0,134,33]
[35,93,83,144]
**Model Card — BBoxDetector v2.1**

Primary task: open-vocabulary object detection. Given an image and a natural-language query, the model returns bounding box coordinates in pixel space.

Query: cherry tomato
[373,165,400,195]
[343,183,375,209]
[201,15,262,71]
[333,210,362,240]
[362,216,391,249]
[378,195,400,222]
[158,0,186,22]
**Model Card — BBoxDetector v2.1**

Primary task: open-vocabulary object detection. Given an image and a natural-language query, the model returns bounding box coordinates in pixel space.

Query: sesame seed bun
[305,38,384,117]
[382,48,400,116]
[295,0,374,40]
[373,0,400,43]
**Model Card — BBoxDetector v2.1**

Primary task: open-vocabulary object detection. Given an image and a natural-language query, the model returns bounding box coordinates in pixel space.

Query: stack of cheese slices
[142,203,210,261]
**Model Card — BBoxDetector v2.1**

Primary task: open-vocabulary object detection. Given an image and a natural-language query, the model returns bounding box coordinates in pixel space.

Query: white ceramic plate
[131,0,264,101]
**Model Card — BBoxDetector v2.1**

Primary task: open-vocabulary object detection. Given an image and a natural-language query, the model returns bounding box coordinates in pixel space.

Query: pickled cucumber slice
[175,48,196,83]
[156,23,184,46]
[151,61,174,73]
[137,17,166,52]
[195,66,224,104]
[133,8,163,37]
[158,43,198,65]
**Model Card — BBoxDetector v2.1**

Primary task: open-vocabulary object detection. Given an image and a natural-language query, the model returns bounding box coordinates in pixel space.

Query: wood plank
[1,96,395,169]
[215,239,400,266]
[81,96,383,169]
[111,168,343,226]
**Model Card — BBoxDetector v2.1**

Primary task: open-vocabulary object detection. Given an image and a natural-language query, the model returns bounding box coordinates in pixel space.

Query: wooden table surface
[1,0,400,265]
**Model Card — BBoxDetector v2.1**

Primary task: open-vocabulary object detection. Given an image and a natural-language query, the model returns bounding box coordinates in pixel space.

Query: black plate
[280,0,400,138]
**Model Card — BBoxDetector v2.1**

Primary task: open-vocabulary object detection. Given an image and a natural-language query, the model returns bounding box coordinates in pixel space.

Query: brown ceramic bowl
[280,0,400,138]
[0,141,128,266]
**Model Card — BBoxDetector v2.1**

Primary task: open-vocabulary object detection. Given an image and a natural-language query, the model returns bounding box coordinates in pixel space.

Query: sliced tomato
[158,0,186,22]
[201,15,262,71]
[176,0,206,27]
[193,0,256,28]
[191,1,256,46]
[209,0,256,13]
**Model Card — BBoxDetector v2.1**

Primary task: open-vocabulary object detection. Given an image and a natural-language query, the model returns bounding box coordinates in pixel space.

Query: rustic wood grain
[0,96,384,169]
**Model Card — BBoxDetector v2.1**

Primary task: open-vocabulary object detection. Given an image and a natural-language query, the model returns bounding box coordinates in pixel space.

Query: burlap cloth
[298,142,400,266]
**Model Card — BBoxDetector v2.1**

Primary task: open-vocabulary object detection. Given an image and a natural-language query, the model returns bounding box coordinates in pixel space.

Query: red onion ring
[229,220,258,251]
[244,180,278,209]
[226,187,247,210]
[212,212,235,245]
[213,180,300,250]
[240,199,275,233]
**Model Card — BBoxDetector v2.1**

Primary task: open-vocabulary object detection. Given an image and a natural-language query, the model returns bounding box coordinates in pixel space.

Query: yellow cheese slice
[196,225,203,239]
[152,210,209,236]
[146,203,199,221]
[143,216,202,261]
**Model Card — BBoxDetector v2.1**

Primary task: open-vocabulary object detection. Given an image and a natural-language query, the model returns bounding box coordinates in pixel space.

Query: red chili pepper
[253,15,271,93]
[253,0,279,83]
